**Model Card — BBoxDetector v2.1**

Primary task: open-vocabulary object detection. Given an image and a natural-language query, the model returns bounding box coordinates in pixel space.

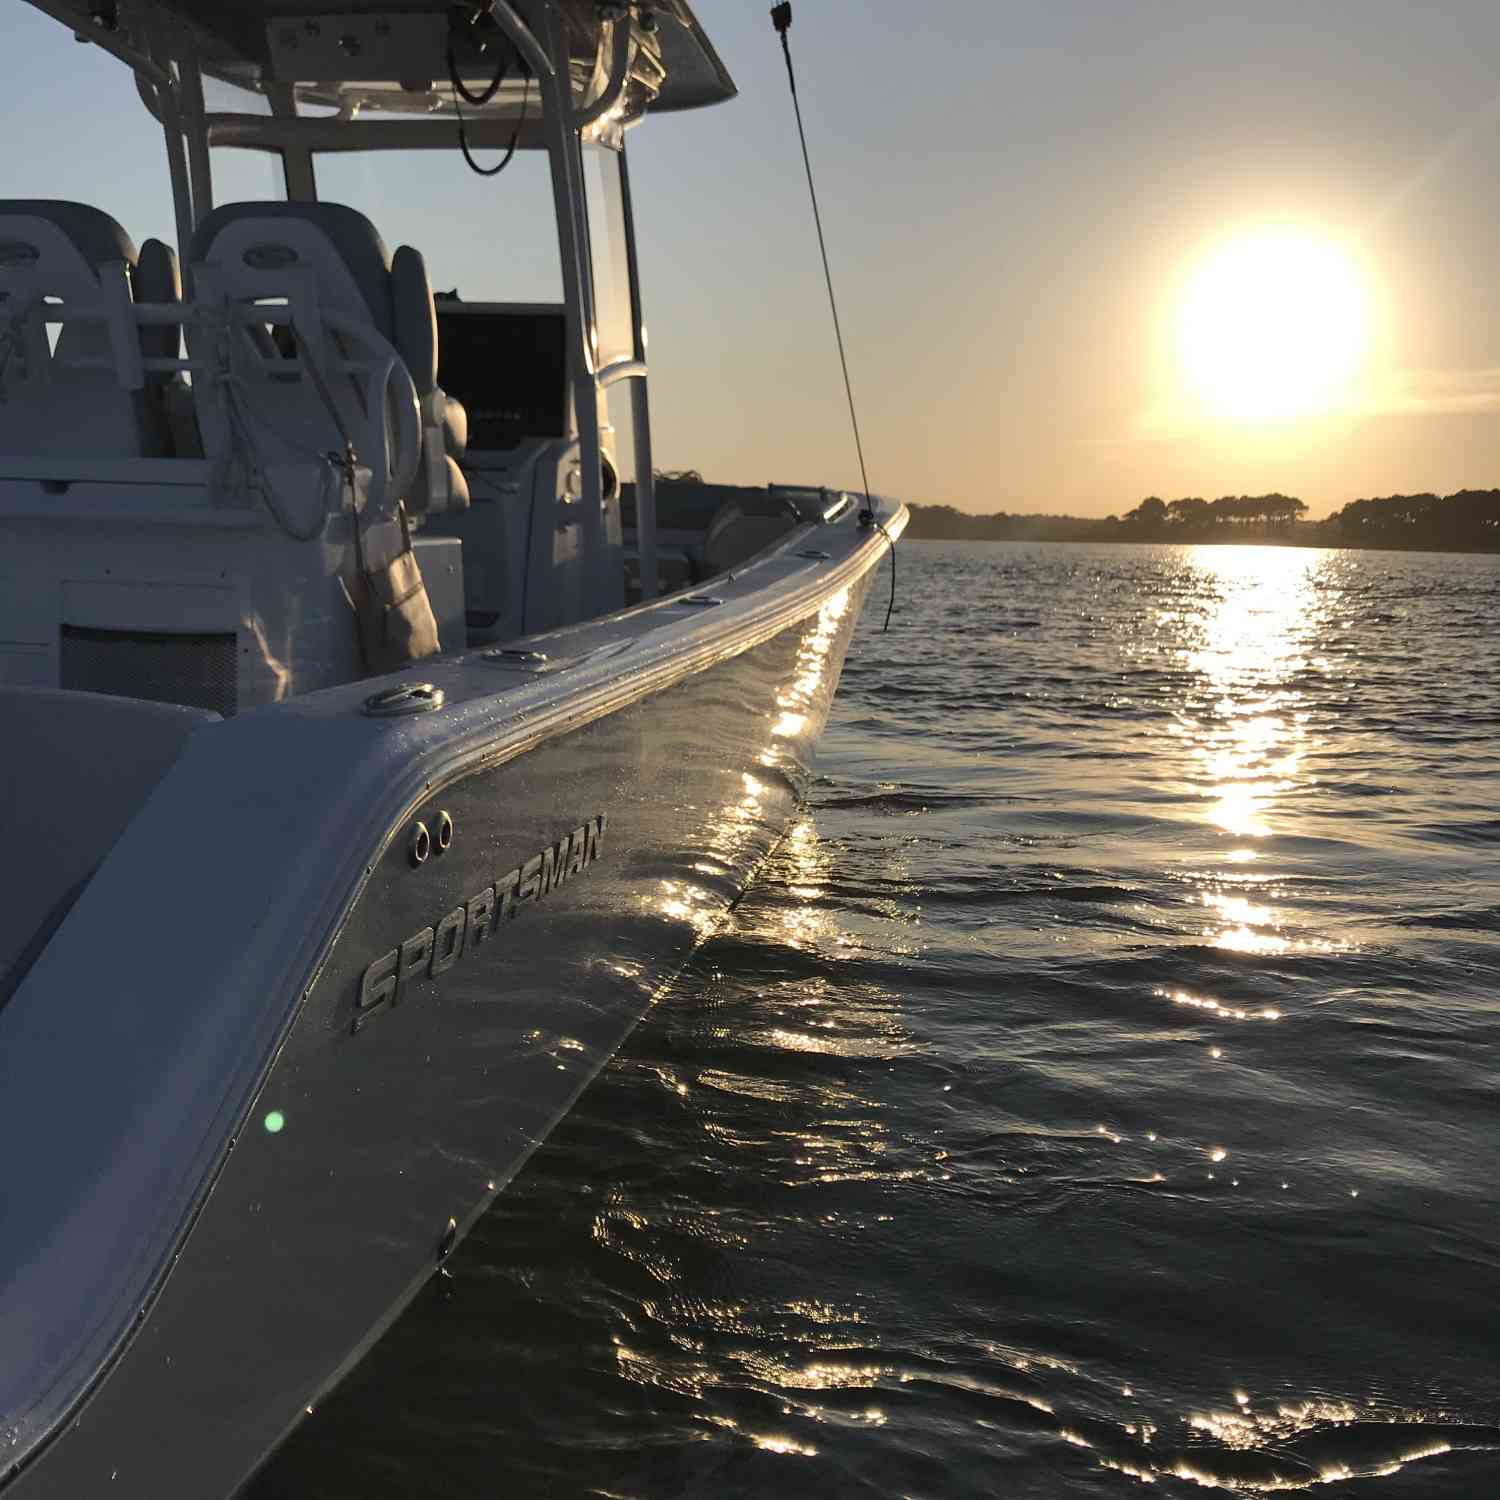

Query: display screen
[435,303,568,451]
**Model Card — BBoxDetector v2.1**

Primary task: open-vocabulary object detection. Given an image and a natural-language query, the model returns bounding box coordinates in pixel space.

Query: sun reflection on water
[1167,547,1353,956]
[1179,546,1321,844]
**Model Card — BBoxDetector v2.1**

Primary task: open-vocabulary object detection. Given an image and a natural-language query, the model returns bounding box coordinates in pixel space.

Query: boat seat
[0,200,176,458]
[701,494,801,577]
[188,202,469,514]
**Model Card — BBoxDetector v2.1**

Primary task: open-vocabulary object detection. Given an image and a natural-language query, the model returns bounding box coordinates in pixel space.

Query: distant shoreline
[637,478,1500,555]
[899,491,1500,554]
[901,532,1500,556]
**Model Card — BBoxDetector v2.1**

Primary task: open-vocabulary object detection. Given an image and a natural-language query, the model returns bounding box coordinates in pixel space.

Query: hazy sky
[8,1,1500,517]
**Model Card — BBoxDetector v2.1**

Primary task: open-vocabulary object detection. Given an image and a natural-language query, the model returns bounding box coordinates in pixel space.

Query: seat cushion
[390,244,438,396]
[441,393,468,458]
[443,454,470,508]
[133,238,182,362]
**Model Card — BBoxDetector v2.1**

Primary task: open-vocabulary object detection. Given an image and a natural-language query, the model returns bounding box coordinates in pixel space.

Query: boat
[0,3,905,1494]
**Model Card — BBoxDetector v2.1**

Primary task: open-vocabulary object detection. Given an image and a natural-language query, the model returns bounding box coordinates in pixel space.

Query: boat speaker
[60,625,238,718]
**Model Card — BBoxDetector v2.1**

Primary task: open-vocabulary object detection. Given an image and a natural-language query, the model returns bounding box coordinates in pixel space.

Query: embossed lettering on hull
[354,815,606,1033]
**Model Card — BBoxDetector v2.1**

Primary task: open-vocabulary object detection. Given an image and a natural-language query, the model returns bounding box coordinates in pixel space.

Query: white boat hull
[0,501,902,1498]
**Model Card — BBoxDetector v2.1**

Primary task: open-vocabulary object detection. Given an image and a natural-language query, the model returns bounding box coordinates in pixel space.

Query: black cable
[455,74,530,177]
[866,511,897,631]
[771,3,895,631]
[446,41,509,106]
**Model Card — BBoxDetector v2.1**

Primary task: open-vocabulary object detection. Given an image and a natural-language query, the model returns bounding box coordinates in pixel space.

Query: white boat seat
[0,199,174,458]
[188,202,469,513]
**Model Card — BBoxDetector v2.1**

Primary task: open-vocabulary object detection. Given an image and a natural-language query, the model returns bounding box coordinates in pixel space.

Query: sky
[7,1,1500,517]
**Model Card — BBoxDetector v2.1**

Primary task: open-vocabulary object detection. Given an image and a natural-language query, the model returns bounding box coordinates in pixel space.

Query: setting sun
[1177,227,1370,425]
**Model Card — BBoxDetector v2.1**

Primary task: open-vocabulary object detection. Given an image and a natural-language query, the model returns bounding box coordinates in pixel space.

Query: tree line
[903,490,1500,551]
[1326,490,1500,549]
[1121,494,1307,532]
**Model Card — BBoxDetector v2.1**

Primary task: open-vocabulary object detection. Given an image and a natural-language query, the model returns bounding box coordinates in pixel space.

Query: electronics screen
[435,303,568,452]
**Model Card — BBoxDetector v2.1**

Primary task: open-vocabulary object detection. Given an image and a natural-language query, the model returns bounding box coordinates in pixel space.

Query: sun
[1176,227,1370,424]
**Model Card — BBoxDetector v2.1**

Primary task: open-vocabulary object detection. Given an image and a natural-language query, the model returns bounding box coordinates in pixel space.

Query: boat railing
[767,485,858,526]
[595,358,648,389]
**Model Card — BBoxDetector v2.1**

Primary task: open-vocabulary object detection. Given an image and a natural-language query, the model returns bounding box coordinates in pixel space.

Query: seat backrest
[0,200,174,458]
[187,202,466,511]
[188,202,392,471]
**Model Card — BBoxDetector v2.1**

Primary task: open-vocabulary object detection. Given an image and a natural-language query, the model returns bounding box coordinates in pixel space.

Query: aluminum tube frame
[177,44,214,227]
[484,0,556,84]
[530,1,607,594]
[573,16,634,131]
[138,53,196,273]
[596,359,647,387]
[21,0,170,86]
[618,144,657,600]
[268,85,318,202]
[203,113,553,155]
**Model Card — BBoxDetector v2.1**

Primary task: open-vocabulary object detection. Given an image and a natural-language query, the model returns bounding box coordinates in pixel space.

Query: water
[253,541,1500,1498]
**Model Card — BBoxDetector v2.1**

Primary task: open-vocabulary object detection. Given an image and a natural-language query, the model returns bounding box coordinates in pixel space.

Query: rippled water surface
[255,542,1500,1497]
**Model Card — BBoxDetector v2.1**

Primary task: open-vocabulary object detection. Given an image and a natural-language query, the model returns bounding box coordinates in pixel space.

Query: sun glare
[1176,227,1369,425]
